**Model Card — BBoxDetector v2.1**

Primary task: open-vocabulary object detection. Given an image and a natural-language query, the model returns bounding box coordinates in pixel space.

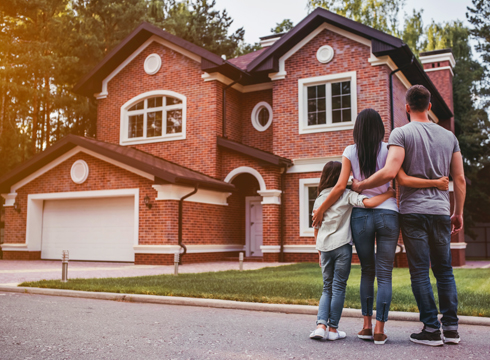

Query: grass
[20,263,490,317]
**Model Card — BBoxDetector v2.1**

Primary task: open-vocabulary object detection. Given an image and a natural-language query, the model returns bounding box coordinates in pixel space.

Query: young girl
[310,161,396,341]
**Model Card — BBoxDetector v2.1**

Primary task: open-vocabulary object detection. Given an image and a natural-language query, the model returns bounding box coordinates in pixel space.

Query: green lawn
[20,264,490,317]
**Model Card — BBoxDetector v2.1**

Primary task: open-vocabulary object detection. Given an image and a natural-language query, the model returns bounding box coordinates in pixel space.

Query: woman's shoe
[328,330,346,341]
[357,328,373,340]
[374,333,388,345]
[309,327,328,340]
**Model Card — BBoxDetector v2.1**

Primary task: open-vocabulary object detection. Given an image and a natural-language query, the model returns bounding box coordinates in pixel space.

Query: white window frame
[299,177,320,237]
[298,71,357,134]
[120,90,186,145]
[251,101,273,132]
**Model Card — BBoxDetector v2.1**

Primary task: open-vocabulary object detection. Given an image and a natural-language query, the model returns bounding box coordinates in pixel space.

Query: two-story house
[0,8,466,266]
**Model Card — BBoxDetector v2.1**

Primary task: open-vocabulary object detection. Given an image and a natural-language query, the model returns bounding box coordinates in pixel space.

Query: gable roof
[0,135,235,193]
[217,137,292,167]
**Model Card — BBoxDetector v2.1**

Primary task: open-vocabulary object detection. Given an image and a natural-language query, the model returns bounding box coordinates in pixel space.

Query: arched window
[120,90,186,145]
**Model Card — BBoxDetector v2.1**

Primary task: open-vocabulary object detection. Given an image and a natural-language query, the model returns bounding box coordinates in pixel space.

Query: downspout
[389,56,414,130]
[279,165,287,262]
[222,74,242,138]
[178,184,199,264]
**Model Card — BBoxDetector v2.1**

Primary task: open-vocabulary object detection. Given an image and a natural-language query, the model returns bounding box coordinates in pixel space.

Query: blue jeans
[317,243,352,329]
[400,214,458,331]
[351,208,399,322]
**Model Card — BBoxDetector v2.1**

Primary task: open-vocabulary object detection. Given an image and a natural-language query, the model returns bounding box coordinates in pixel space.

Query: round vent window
[316,45,334,64]
[71,160,89,184]
[144,54,162,75]
[251,102,273,132]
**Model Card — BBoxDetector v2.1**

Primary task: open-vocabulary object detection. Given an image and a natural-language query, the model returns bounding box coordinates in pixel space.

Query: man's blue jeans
[351,208,399,322]
[317,243,352,329]
[400,214,458,331]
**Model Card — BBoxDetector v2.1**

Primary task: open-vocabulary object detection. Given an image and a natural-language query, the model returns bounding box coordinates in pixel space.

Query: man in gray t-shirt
[352,85,466,346]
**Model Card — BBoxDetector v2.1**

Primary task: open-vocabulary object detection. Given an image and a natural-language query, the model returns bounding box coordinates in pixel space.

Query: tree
[271,19,294,34]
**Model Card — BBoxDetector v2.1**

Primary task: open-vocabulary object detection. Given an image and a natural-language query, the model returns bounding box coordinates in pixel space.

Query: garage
[41,196,135,262]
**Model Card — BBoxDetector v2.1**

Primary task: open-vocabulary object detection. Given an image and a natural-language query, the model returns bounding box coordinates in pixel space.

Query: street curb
[1,285,489,326]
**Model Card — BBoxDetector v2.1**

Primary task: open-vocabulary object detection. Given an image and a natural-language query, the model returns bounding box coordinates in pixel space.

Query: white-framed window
[299,178,320,237]
[298,71,357,134]
[120,90,186,145]
[251,101,273,131]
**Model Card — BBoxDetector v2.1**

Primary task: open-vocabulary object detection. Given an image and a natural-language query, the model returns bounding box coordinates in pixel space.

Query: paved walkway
[462,260,490,269]
[0,260,293,286]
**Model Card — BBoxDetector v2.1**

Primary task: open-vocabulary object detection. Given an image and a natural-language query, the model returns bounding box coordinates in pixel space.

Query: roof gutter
[178,184,199,264]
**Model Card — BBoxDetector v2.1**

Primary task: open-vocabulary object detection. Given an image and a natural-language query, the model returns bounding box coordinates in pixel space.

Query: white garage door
[41,197,135,262]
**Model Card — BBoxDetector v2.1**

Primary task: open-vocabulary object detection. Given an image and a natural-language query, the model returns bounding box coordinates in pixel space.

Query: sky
[213,0,475,44]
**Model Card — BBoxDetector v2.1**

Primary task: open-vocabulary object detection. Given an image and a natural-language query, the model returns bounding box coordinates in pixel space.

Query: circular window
[251,102,273,132]
[316,45,334,64]
[144,54,162,75]
[71,160,89,184]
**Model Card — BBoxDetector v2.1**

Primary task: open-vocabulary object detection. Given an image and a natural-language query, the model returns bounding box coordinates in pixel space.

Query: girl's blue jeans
[316,243,352,329]
[351,208,400,322]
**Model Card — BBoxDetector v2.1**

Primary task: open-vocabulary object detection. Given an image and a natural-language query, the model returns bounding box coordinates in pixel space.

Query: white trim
[269,23,371,80]
[260,37,282,47]
[246,196,262,257]
[419,52,456,68]
[287,156,342,174]
[251,101,273,132]
[120,90,186,145]
[299,178,320,237]
[298,71,357,134]
[152,184,231,206]
[133,244,245,254]
[224,166,267,192]
[144,53,162,75]
[0,243,28,251]
[424,66,454,77]
[10,147,154,193]
[25,189,139,253]
[201,72,273,93]
[449,181,454,192]
[95,36,201,99]
[316,45,334,63]
[450,242,467,250]
[1,193,17,207]
[70,160,89,184]
[428,110,440,124]
[257,189,282,205]
[260,245,281,253]
[284,245,317,253]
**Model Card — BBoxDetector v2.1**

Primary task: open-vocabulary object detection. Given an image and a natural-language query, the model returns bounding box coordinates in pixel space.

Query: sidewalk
[0,260,292,286]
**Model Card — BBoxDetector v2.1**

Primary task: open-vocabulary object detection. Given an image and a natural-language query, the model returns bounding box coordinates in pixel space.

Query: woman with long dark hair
[312,109,448,344]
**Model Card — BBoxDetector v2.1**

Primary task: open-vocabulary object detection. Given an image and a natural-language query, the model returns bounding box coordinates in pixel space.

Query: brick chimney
[419,49,456,132]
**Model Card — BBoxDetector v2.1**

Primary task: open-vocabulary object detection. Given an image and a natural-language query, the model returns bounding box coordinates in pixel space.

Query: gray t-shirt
[388,121,460,215]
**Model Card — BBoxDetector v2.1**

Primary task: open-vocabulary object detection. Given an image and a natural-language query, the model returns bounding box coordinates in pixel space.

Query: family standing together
[309,85,466,346]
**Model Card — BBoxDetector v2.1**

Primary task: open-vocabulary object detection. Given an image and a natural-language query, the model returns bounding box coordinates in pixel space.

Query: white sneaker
[309,327,328,340]
[328,330,347,341]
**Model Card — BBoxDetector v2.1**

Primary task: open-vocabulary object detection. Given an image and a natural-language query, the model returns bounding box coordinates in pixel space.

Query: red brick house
[0,8,465,266]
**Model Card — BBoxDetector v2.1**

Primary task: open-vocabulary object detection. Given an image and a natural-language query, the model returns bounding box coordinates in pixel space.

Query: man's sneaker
[374,333,388,345]
[443,330,460,344]
[410,327,444,346]
[357,328,373,340]
[309,327,328,340]
[328,330,347,341]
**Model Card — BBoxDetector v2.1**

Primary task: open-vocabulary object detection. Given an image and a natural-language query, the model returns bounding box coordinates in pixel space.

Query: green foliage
[271,19,294,34]
[233,42,262,58]
[20,264,490,317]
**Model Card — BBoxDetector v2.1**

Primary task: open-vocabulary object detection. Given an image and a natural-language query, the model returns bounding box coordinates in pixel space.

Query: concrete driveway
[0,260,293,286]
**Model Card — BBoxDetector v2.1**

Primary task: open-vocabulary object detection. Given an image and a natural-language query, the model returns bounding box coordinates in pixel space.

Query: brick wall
[241,90,274,153]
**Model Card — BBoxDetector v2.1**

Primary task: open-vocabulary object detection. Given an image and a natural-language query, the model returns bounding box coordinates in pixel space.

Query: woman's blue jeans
[317,243,352,329]
[351,208,399,322]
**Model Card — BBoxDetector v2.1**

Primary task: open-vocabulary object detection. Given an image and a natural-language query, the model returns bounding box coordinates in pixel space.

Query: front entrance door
[246,196,263,257]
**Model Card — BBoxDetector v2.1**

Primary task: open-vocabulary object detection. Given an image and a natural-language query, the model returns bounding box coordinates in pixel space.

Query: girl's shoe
[328,330,346,341]
[374,333,388,345]
[357,328,374,340]
[309,327,328,340]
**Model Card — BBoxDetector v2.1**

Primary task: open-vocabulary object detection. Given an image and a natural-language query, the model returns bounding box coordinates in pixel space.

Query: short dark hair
[406,85,431,112]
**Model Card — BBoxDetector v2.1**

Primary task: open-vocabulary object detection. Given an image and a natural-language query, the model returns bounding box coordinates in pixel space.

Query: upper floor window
[298,71,357,134]
[120,90,186,145]
[251,101,273,131]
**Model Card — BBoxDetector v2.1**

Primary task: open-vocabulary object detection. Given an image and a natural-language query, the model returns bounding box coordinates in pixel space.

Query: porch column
[259,190,282,262]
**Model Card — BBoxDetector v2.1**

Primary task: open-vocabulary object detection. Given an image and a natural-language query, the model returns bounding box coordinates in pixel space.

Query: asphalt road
[1,292,489,360]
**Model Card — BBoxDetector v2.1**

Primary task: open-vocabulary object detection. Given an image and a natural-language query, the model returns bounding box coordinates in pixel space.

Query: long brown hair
[317,161,342,196]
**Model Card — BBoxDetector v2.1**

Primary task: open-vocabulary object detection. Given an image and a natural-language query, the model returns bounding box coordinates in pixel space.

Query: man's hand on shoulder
[450,214,463,235]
